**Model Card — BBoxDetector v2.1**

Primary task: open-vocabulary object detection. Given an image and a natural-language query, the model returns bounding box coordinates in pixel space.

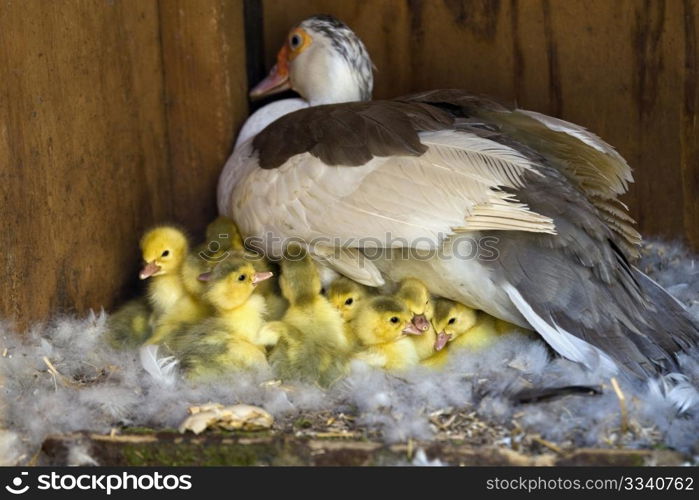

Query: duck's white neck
[293,50,369,106]
[304,73,365,106]
[234,98,309,149]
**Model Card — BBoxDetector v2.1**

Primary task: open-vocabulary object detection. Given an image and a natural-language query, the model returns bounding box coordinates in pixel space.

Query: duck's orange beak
[139,261,161,280]
[250,46,291,99]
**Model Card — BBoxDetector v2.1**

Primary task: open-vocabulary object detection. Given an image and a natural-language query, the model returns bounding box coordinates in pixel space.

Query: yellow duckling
[395,278,437,361]
[424,298,509,368]
[395,278,433,330]
[326,276,375,348]
[106,298,152,349]
[327,276,374,321]
[181,216,245,298]
[202,216,287,319]
[139,226,209,345]
[266,246,349,387]
[204,215,245,253]
[247,254,287,321]
[170,256,273,379]
[352,296,422,371]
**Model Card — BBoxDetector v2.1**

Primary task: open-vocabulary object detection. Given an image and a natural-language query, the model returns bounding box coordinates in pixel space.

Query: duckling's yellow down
[267,246,349,387]
[352,296,421,371]
[425,298,514,368]
[106,298,152,349]
[138,226,210,346]
[395,278,437,360]
[170,256,272,379]
[326,276,375,349]
[181,216,245,298]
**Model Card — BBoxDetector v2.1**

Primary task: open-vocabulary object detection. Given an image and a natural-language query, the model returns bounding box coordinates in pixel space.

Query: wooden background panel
[158,0,248,234]
[261,0,699,250]
[0,0,171,327]
[0,0,249,328]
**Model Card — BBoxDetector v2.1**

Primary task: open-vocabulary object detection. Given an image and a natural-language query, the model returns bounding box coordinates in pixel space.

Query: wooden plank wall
[262,0,699,250]
[1,0,697,327]
[0,0,248,328]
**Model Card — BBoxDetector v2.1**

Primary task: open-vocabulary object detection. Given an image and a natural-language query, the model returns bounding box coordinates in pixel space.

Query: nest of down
[0,239,698,465]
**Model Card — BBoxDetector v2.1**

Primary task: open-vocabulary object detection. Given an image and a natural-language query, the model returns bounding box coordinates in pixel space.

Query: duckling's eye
[345,298,354,306]
[238,274,246,281]
[161,250,170,257]
[448,317,456,325]
[390,316,399,323]
[290,33,302,50]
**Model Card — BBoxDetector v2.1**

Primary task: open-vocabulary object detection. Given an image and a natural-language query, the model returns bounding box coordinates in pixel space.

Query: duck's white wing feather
[401,90,641,256]
[222,129,555,284]
[228,129,555,254]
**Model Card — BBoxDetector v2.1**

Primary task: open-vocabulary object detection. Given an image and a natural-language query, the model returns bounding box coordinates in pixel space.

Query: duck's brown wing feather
[252,100,453,169]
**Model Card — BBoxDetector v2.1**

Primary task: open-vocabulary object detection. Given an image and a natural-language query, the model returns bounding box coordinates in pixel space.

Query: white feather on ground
[138,345,179,388]
[0,239,697,464]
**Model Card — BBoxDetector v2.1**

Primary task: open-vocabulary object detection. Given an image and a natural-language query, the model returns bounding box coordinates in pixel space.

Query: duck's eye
[448,317,456,325]
[290,33,302,50]
[345,298,354,306]
[390,316,399,323]
[161,250,170,257]
[238,274,246,281]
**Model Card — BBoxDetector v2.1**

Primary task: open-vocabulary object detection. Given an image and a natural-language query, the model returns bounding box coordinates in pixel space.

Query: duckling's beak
[252,271,274,285]
[412,314,431,332]
[250,46,291,99]
[198,272,212,282]
[139,261,161,280]
[402,322,423,335]
[434,331,452,351]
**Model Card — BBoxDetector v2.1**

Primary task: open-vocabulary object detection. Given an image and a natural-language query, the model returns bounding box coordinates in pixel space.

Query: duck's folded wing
[400,90,641,257]
[486,165,699,379]
[236,134,558,260]
[239,101,555,251]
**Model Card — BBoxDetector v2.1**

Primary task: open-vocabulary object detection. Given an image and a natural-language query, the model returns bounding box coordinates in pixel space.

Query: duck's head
[139,226,189,279]
[327,276,371,321]
[431,298,478,351]
[278,244,322,305]
[205,216,244,253]
[355,296,422,346]
[250,14,373,105]
[201,256,273,311]
[396,278,434,333]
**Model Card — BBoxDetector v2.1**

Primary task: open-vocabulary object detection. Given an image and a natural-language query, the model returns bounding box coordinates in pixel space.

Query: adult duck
[218,15,698,407]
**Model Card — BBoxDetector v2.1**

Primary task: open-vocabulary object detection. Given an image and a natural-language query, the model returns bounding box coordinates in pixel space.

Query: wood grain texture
[0,0,171,327]
[1,0,697,328]
[261,0,699,249]
[158,0,248,234]
[0,0,249,327]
